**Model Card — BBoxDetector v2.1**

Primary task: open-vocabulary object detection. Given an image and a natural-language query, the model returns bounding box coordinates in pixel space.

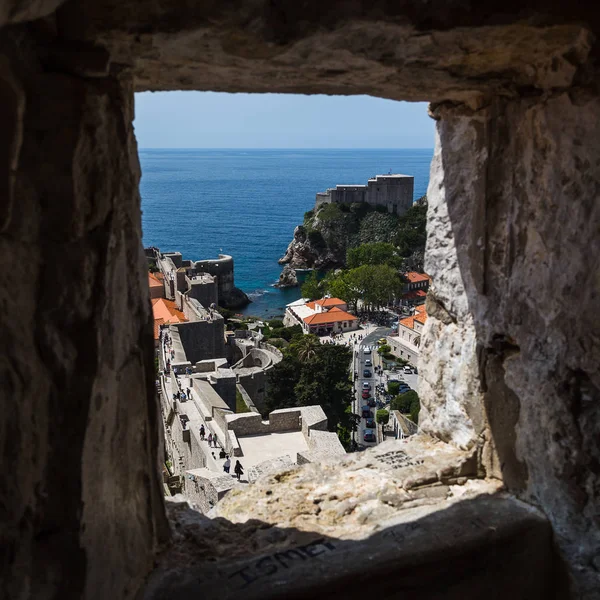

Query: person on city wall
[234,460,244,481]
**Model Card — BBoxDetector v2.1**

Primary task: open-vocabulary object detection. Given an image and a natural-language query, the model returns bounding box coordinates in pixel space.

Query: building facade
[285,297,359,335]
[315,174,414,217]
[387,304,427,366]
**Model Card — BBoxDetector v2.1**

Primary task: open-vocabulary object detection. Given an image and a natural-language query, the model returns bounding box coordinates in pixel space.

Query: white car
[362,382,371,390]
[365,359,372,367]
[403,366,412,374]
[363,347,372,354]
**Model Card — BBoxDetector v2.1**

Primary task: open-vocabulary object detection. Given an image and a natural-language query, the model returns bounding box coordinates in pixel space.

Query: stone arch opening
[1,3,599,599]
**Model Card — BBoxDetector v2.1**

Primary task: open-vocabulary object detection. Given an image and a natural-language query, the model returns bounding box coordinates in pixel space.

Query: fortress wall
[330,186,366,205]
[315,192,331,209]
[366,177,414,216]
[172,319,225,363]
[193,255,235,296]
[211,374,237,412]
[186,277,218,309]
[235,371,267,414]
[269,408,303,432]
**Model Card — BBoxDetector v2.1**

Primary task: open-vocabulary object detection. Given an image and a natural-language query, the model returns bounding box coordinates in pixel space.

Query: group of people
[223,455,245,480]
[173,387,191,402]
[199,425,220,449]
[160,329,175,373]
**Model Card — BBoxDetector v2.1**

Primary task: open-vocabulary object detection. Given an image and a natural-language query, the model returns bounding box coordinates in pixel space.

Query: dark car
[361,390,371,399]
[363,369,372,378]
[365,418,376,429]
[363,430,376,443]
[367,397,376,407]
[361,406,372,419]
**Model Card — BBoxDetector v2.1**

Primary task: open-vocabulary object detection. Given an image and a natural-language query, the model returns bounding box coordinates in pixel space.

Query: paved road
[353,326,393,449]
[352,326,420,449]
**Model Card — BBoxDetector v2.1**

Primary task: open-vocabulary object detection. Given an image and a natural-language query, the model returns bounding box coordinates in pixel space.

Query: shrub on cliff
[307,228,326,247]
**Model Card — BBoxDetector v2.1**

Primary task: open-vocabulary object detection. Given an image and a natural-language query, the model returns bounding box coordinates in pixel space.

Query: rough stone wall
[0,24,168,600]
[420,93,600,595]
[3,1,600,598]
[172,319,226,363]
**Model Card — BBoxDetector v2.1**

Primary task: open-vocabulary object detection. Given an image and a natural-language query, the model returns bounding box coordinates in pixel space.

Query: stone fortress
[150,246,346,510]
[147,246,250,309]
[315,174,414,216]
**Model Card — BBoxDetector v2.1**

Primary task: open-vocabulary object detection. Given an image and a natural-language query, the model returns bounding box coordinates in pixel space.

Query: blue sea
[140,149,433,318]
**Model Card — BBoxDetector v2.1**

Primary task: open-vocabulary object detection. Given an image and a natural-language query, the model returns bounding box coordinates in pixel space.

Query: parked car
[399,385,411,393]
[363,347,372,354]
[365,418,376,428]
[363,369,372,378]
[362,382,371,390]
[361,406,372,419]
[413,366,418,374]
[363,430,377,443]
[364,359,372,367]
[367,397,376,407]
[362,389,371,399]
[404,366,412,374]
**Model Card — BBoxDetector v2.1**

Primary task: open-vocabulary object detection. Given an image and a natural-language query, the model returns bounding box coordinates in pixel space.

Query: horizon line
[138,147,435,151]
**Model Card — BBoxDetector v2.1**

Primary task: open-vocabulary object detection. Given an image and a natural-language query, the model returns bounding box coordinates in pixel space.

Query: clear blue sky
[134,92,434,149]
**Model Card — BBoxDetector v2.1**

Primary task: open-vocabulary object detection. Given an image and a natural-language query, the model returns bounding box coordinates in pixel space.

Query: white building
[284,297,359,335]
[387,304,427,365]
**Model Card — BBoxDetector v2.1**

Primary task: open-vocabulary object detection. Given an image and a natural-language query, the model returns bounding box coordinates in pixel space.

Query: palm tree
[293,334,321,362]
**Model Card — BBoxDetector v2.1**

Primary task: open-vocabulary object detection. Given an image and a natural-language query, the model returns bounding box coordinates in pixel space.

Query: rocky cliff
[278,198,427,286]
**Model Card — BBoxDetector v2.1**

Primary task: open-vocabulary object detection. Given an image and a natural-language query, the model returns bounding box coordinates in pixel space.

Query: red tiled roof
[399,316,416,329]
[303,309,357,325]
[148,272,163,288]
[405,272,430,283]
[402,290,427,300]
[316,297,346,307]
[414,312,428,325]
[153,318,165,340]
[152,299,186,338]
[399,305,428,330]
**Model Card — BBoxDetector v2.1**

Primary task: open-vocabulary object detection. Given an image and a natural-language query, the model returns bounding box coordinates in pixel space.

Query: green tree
[394,199,428,257]
[266,342,354,437]
[264,355,302,415]
[267,319,284,329]
[290,334,321,361]
[294,344,354,433]
[347,242,402,269]
[376,409,389,425]
[300,271,324,301]
[324,270,361,312]
[409,395,421,424]
[271,324,303,341]
[391,390,419,415]
[378,344,391,355]
[388,381,401,396]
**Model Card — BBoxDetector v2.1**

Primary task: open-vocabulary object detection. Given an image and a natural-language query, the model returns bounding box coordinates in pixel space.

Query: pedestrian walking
[208,432,213,446]
[199,425,205,440]
[223,455,231,473]
[234,460,244,481]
